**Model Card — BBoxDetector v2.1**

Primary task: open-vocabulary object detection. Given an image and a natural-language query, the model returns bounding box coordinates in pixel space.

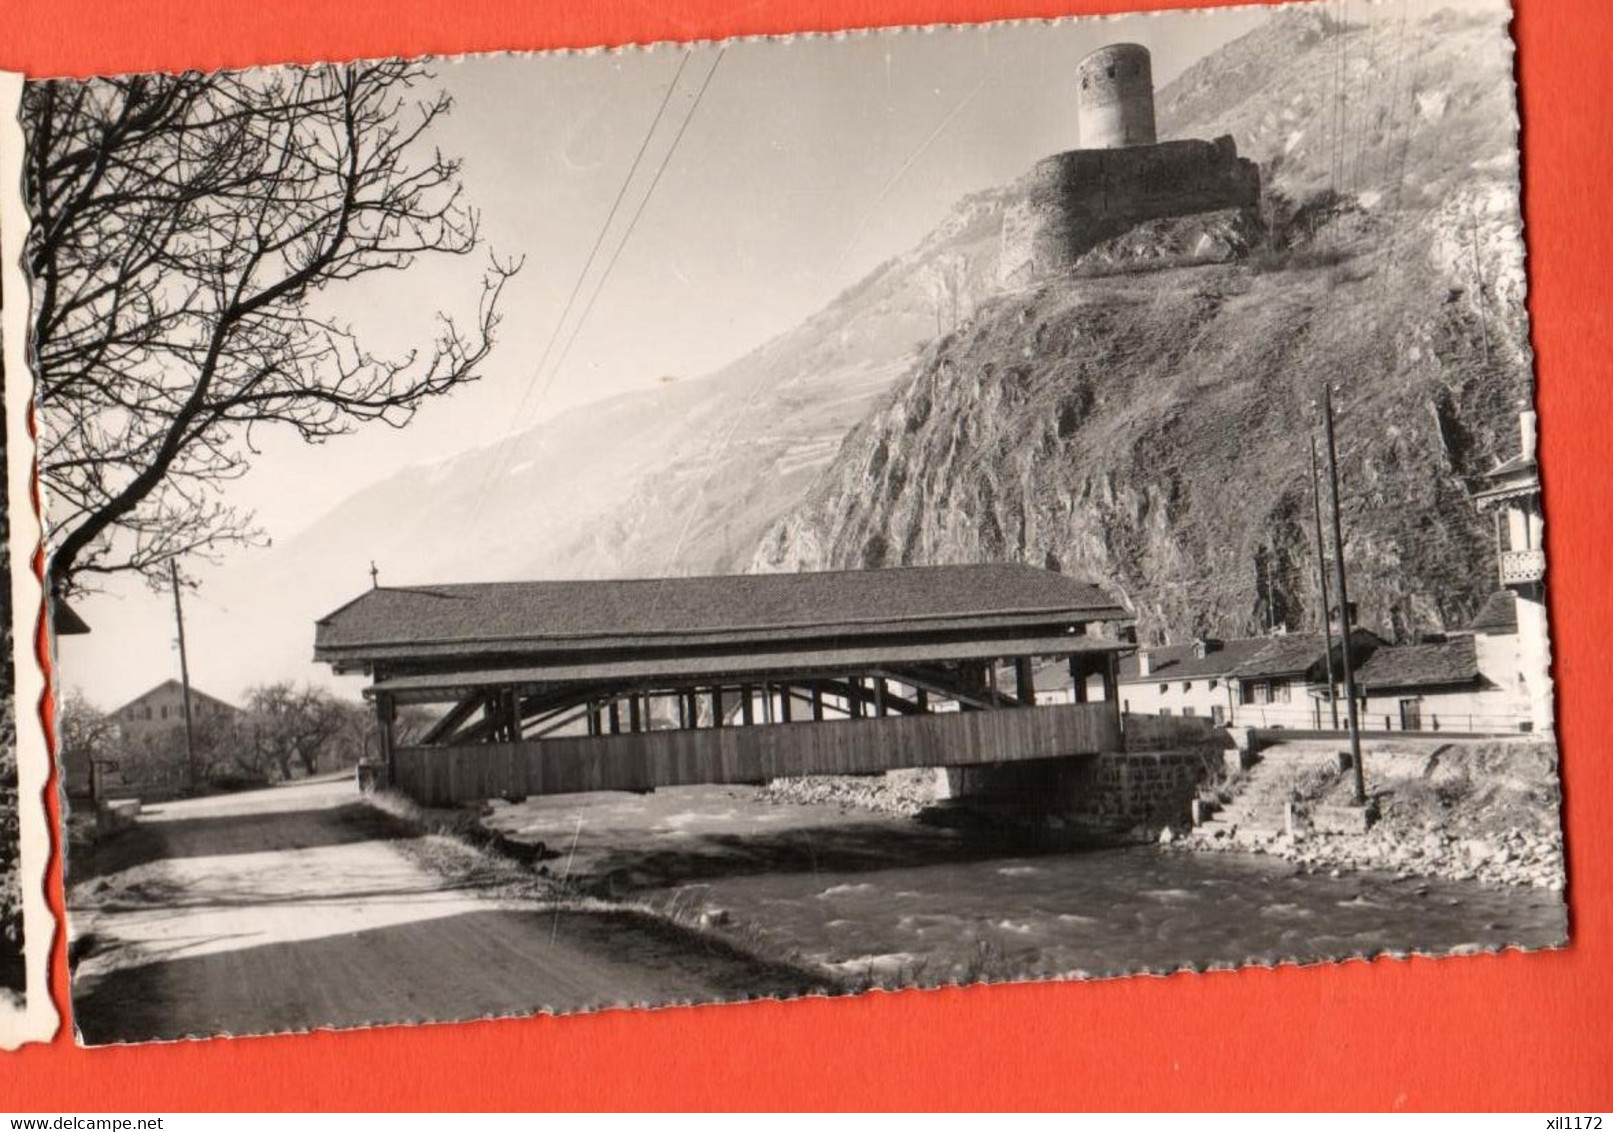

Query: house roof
[1117,636,1272,683]
[1462,590,1519,636]
[1227,633,1333,679]
[51,596,91,636]
[1470,456,1539,507]
[315,564,1134,670]
[1354,635,1482,692]
[1486,453,1536,477]
[111,678,239,719]
[1118,629,1382,685]
[1228,628,1383,680]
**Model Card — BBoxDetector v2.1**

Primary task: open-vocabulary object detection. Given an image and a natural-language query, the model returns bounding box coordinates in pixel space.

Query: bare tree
[241,682,349,780]
[23,61,519,594]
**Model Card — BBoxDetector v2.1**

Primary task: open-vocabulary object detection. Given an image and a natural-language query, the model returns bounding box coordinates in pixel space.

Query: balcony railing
[1499,547,1546,585]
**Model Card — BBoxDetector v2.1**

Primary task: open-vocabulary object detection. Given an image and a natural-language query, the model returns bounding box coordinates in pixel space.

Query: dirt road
[69,778,824,1044]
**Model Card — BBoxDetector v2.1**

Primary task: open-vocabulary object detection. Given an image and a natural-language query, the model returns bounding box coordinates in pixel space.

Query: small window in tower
[1107,66,1116,78]
[1081,78,1088,90]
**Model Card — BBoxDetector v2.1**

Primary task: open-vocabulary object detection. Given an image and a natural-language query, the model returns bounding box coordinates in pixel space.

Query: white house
[1468,406,1553,734]
[1116,629,1385,729]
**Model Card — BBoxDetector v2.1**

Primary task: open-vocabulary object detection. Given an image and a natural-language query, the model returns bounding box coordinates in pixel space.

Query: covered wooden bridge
[313,563,1135,805]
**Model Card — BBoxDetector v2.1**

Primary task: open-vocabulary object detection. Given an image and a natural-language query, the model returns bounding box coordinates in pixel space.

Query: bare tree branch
[23,60,522,594]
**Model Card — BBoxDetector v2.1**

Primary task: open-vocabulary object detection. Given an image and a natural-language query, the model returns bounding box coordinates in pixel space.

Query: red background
[3,0,1610,1112]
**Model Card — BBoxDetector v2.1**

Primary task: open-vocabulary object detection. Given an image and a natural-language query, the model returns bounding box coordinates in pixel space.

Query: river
[485,784,1568,988]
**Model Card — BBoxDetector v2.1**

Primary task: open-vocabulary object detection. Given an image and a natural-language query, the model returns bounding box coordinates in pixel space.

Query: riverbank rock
[1174,738,1565,890]
[757,773,937,818]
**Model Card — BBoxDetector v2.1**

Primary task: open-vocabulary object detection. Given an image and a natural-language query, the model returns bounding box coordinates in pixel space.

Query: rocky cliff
[753,208,1530,644]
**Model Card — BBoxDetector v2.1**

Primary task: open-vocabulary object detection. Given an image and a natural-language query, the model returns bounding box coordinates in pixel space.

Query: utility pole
[1321,384,1366,805]
[169,560,197,793]
[1310,436,1340,729]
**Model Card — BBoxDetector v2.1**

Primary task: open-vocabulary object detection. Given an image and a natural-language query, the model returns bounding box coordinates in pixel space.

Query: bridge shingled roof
[314,563,1131,660]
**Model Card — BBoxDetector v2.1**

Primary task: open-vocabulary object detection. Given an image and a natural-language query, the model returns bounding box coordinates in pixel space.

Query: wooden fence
[395,701,1122,805]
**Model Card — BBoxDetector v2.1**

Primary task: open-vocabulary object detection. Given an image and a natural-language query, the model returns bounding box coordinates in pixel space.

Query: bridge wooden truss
[314,564,1135,805]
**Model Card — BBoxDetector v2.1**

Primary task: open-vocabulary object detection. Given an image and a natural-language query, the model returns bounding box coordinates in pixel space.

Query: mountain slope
[266,183,1013,592]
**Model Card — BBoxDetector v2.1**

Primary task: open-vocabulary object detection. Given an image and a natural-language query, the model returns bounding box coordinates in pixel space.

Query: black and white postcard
[10,0,1566,1045]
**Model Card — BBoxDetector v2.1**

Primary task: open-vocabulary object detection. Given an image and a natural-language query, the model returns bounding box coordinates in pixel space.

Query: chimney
[1519,405,1538,461]
[1138,649,1151,677]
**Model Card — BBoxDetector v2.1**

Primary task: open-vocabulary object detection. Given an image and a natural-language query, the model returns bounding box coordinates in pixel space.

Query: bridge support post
[1016,658,1036,705]
[505,690,522,741]
[1069,656,1089,703]
[375,692,397,781]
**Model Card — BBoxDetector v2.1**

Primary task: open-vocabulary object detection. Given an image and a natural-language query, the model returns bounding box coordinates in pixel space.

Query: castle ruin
[999,43,1260,286]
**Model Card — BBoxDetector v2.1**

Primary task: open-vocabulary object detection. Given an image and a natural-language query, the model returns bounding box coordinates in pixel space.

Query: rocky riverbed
[1181,821,1565,890]
[756,772,939,818]
[477,780,1567,988]
[1174,738,1567,891]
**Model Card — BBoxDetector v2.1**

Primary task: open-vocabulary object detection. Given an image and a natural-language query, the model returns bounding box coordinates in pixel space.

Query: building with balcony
[1469,405,1553,734]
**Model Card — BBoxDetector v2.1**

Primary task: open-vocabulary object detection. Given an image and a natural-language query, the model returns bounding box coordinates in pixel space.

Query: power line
[1347,0,1383,197]
[535,47,728,409]
[522,50,695,419]
[457,47,727,567]
[1329,0,1347,193]
[832,77,988,273]
[456,49,696,539]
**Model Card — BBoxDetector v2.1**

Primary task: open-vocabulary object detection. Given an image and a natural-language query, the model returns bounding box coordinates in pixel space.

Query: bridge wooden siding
[394,700,1121,805]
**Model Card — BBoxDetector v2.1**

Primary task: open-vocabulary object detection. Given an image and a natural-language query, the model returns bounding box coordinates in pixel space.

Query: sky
[46,0,1512,710]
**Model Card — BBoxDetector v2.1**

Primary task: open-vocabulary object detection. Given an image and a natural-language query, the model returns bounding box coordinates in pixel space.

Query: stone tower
[1077,43,1157,149]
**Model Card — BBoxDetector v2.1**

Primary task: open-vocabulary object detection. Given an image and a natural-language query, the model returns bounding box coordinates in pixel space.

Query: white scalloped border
[0,68,59,1048]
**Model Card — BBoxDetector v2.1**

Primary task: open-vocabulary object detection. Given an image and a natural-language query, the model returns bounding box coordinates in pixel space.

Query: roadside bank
[1179,738,1566,890]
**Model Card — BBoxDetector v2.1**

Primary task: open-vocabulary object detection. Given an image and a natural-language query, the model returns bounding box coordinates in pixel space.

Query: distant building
[1353,634,1501,732]
[1468,405,1553,734]
[112,678,238,742]
[1116,630,1383,728]
[1113,636,1269,724]
[89,679,242,799]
